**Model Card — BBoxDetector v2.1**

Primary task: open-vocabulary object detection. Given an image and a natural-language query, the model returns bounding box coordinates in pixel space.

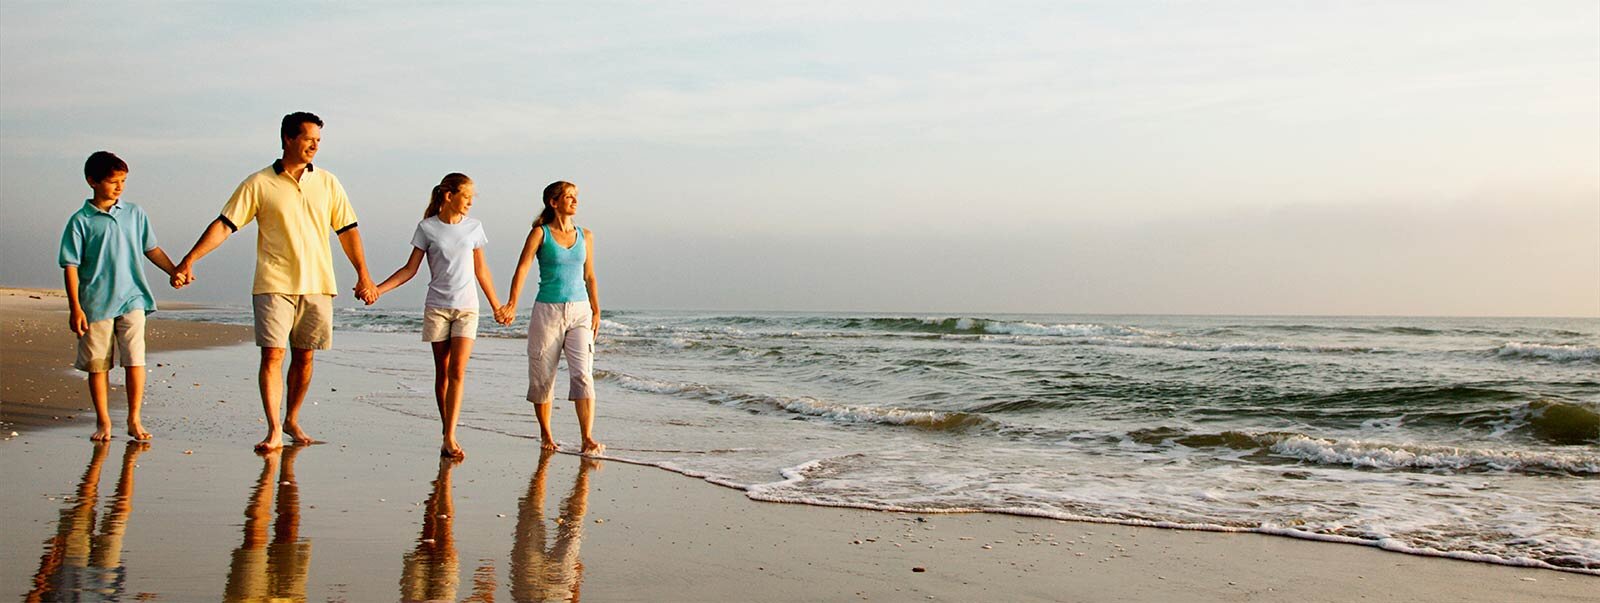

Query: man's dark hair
[84,151,129,182]
[280,112,324,148]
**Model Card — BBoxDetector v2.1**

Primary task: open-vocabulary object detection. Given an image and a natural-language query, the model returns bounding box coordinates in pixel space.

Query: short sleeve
[472,222,487,249]
[328,175,358,233]
[58,217,83,267]
[410,221,430,251]
[138,206,158,252]
[219,178,260,230]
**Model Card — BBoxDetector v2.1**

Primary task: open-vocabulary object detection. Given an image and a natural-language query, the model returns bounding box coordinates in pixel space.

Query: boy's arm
[336,227,377,304]
[374,247,425,299]
[144,247,179,278]
[63,266,88,336]
[174,218,233,287]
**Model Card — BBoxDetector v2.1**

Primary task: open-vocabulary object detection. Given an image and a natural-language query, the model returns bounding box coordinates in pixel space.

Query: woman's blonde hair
[534,180,576,228]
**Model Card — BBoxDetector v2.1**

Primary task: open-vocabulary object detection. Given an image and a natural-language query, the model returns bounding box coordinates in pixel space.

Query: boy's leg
[88,372,112,441]
[115,311,150,440]
[283,348,316,444]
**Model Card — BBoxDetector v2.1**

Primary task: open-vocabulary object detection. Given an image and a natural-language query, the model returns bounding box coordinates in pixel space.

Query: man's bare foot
[127,421,152,441]
[283,422,316,445]
[91,426,113,442]
[255,431,283,452]
[581,439,605,456]
[540,437,559,451]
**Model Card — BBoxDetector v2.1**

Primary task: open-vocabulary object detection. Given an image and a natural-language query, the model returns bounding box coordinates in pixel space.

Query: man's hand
[69,308,89,336]
[171,261,194,289]
[354,276,377,305]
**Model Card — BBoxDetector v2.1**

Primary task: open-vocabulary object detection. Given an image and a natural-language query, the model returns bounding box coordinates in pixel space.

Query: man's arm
[336,227,376,303]
[174,218,233,288]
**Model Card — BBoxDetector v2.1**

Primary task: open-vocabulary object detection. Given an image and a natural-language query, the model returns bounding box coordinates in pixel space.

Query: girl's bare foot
[91,426,113,442]
[283,422,316,445]
[581,439,605,456]
[441,440,466,459]
[540,437,559,451]
[255,430,283,452]
[127,421,152,441]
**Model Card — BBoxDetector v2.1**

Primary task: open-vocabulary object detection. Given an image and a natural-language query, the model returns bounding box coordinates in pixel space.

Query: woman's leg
[527,304,562,451]
[563,312,601,455]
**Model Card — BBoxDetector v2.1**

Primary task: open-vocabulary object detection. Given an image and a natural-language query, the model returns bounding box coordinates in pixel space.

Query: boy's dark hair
[280,111,324,148]
[84,151,129,182]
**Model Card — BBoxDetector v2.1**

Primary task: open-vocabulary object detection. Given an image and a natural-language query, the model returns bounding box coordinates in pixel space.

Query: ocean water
[172,307,1600,573]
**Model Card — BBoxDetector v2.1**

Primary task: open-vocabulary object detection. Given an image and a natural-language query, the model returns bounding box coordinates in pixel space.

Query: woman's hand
[494,304,516,325]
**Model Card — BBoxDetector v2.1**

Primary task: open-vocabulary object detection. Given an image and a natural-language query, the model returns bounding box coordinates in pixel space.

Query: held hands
[170,262,195,289]
[354,276,379,305]
[493,303,516,326]
[68,308,89,336]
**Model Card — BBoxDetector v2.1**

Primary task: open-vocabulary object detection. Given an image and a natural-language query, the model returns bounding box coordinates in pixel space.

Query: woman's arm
[373,247,426,299]
[583,229,600,334]
[500,227,542,319]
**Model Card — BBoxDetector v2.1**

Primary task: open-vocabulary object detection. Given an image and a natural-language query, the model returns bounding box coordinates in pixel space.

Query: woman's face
[445,182,475,215]
[550,185,578,217]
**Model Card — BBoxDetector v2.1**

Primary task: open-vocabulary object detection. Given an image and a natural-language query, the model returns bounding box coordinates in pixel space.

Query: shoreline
[2,288,1593,600]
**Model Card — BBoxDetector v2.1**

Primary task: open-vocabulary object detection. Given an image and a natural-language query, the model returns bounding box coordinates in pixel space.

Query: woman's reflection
[511,449,600,603]
[224,444,313,602]
[26,440,147,601]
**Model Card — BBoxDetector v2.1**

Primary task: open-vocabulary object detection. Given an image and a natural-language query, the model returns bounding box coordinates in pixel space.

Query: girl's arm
[473,247,505,322]
[373,247,425,300]
[500,227,542,318]
[583,228,600,334]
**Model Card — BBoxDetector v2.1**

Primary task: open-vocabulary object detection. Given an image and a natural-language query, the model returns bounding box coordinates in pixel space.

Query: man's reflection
[224,444,312,602]
[511,449,600,603]
[26,440,147,601]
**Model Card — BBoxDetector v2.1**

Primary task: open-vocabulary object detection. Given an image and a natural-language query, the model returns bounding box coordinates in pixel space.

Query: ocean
[169,306,1600,573]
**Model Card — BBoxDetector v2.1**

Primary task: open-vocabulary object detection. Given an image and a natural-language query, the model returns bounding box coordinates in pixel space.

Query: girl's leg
[431,341,450,418]
[441,336,473,458]
[124,365,150,440]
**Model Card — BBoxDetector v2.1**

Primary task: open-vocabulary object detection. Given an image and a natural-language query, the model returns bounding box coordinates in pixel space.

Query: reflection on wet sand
[511,449,600,603]
[223,444,312,602]
[26,440,147,601]
[401,457,502,602]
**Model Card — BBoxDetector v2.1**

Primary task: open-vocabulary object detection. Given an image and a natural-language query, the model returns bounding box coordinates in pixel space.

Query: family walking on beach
[58,111,604,458]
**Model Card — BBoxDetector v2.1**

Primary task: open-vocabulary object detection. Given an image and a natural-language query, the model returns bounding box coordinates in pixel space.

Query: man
[174,112,377,451]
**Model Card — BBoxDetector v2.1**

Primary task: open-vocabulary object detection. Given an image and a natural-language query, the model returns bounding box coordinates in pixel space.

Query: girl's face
[550,185,578,217]
[444,182,474,215]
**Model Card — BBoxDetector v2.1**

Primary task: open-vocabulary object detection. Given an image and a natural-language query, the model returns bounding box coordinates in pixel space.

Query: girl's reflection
[224,444,312,602]
[511,449,599,603]
[27,440,147,601]
[401,457,463,602]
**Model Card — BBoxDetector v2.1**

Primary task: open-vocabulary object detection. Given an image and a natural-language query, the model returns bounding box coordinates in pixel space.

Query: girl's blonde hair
[534,180,576,228]
[425,172,472,219]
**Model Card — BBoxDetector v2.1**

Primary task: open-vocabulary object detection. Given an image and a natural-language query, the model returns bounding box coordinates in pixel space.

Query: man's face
[284,123,321,164]
[88,171,127,203]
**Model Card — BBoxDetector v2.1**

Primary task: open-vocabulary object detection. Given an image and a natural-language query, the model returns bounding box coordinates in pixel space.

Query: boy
[59,151,184,441]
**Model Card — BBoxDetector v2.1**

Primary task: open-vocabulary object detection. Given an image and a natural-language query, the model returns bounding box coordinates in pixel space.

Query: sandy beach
[1,288,1592,601]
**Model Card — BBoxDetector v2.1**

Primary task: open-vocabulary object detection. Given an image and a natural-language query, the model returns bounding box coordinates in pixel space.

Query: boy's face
[88,171,127,203]
[283,123,321,164]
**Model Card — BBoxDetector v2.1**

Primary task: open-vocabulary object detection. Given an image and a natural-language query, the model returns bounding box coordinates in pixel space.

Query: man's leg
[283,348,316,444]
[257,347,286,452]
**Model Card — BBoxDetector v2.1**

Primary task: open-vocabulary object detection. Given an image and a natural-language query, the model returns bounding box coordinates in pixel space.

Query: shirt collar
[272,158,315,175]
[82,199,123,216]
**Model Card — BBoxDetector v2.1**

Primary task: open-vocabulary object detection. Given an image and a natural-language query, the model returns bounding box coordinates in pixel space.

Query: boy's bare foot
[91,427,113,442]
[540,437,559,451]
[283,422,316,445]
[581,439,605,456]
[127,422,152,441]
[255,431,284,452]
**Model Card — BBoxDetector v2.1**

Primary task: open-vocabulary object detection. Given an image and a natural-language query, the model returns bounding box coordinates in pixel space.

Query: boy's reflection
[27,440,147,601]
[511,449,599,603]
[223,444,312,602]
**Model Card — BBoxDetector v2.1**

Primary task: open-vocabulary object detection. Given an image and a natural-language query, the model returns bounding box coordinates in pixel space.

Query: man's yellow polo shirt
[219,160,358,296]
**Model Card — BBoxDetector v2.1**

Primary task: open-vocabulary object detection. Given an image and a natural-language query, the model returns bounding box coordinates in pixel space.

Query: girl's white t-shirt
[410,216,487,310]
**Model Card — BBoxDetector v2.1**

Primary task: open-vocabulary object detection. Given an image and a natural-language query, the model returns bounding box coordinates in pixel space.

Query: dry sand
[2,288,1592,601]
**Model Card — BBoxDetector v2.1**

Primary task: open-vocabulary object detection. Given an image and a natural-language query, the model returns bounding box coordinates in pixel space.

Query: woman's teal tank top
[535,224,588,303]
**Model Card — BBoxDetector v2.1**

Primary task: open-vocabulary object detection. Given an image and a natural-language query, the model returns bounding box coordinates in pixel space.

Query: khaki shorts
[422,307,479,342]
[76,309,146,372]
[253,294,333,350]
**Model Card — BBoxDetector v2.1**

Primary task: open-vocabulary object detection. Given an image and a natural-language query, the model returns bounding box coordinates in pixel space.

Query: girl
[499,181,603,455]
[373,173,503,459]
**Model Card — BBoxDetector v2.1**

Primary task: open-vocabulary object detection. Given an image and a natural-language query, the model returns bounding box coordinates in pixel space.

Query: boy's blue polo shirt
[58,200,159,323]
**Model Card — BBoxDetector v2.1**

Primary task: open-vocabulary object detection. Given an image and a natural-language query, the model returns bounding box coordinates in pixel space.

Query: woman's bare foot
[581,438,605,456]
[255,430,283,452]
[283,422,316,445]
[91,425,113,442]
[127,421,152,441]
[540,437,559,451]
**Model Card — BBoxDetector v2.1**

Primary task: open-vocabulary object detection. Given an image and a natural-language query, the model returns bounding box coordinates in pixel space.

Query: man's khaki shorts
[75,309,146,372]
[252,294,333,350]
[422,307,479,342]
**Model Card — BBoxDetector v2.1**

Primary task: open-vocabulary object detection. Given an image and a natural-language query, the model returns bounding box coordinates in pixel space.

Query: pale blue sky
[2,2,1596,315]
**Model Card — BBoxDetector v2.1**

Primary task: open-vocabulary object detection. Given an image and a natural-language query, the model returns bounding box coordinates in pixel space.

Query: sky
[2,2,1596,316]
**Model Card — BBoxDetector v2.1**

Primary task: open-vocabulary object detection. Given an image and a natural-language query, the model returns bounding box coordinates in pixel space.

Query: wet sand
[2,290,1593,601]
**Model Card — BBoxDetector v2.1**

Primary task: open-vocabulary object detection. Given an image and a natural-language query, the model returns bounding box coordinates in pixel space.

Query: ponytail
[425,172,472,219]
[533,180,575,228]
